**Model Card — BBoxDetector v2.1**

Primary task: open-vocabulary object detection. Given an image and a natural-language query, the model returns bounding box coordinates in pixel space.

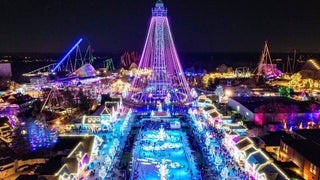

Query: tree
[214,85,224,102]
[278,86,290,97]
[202,74,210,88]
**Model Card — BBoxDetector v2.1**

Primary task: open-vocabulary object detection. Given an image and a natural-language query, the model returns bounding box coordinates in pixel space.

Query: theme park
[0,1,320,180]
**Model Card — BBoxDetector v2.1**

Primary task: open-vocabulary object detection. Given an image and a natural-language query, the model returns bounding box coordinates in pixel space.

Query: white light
[158,159,169,180]
[158,125,168,141]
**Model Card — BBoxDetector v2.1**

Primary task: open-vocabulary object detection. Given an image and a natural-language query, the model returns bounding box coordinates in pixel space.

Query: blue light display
[28,122,58,151]
[51,38,83,73]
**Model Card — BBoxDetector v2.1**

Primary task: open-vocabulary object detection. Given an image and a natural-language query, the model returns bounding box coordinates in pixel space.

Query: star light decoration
[157,159,169,180]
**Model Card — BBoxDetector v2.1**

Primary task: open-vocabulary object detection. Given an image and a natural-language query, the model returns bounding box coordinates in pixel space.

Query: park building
[279,129,320,180]
[12,135,97,180]
[228,96,320,128]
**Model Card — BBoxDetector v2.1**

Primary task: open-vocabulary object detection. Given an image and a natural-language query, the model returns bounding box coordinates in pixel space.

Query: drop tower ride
[129,0,191,105]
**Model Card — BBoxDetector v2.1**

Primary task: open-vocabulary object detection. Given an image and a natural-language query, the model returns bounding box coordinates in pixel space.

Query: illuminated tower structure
[129,0,191,104]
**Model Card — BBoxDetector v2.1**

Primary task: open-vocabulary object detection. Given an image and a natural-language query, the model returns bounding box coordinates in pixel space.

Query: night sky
[1,0,320,53]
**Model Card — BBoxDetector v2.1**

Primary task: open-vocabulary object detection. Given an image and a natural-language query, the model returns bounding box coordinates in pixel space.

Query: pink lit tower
[129,0,191,104]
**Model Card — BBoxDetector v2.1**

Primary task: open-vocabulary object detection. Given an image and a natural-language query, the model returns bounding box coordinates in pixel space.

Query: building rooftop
[247,150,269,170]
[92,105,108,116]
[259,163,290,180]
[1,93,34,106]
[53,136,84,152]
[203,106,215,112]
[261,131,289,146]
[243,146,258,157]
[209,111,219,118]
[230,96,320,113]
[282,133,320,167]
[294,129,320,145]
[235,137,254,150]
[37,135,95,176]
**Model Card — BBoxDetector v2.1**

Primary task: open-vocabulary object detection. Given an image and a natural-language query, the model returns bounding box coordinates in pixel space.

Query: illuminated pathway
[62,109,134,179]
[131,120,200,180]
[188,109,250,179]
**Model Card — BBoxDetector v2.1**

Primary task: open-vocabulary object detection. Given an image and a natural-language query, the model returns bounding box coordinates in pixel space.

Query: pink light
[254,113,264,126]
[128,1,191,103]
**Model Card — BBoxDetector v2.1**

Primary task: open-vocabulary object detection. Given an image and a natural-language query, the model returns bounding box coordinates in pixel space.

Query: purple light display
[129,0,191,104]
[28,121,58,151]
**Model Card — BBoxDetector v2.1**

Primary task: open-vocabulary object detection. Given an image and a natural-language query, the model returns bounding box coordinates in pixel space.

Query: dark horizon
[1,0,320,53]
[1,50,320,55]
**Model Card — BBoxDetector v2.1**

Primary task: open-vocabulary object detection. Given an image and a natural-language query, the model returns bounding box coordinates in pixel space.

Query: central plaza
[131,118,200,180]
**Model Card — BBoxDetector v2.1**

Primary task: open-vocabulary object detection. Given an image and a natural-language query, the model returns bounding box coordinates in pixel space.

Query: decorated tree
[157,159,169,180]
[288,73,302,90]
[214,85,224,102]
[98,166,107,179]
[209,145,215,156]
[190,88,198,99]
[214,154,222,166]
[202,74,210,88]
[278,86,291,97]
[220,166,229,179]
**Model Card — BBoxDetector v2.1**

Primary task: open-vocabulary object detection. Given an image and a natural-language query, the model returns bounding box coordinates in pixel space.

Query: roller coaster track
[105,58,115,71]
[22,63,56,77]
[254,41,274,77]
[23,38,94,77]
